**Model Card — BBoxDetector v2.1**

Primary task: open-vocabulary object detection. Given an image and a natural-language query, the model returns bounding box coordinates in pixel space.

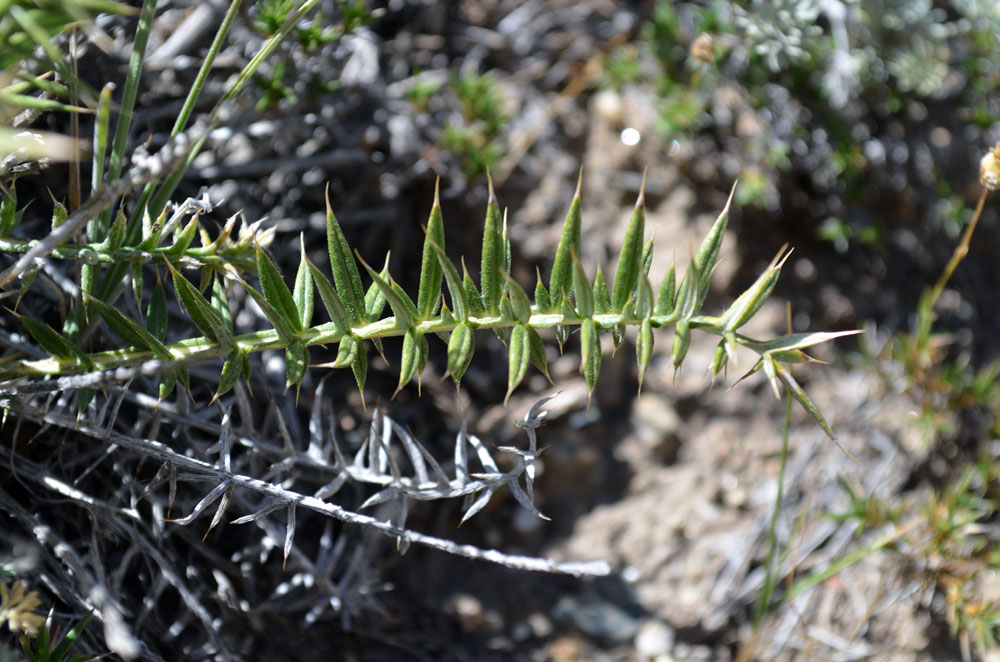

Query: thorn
[723,179,737,214]
[574,166,583,199]
[487,169,496,204]
[433,176,441,208]
[637,167,648,208]
[324,182,333,216]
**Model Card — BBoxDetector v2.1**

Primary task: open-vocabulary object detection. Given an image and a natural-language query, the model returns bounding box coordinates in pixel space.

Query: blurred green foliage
[606,0,1000,245]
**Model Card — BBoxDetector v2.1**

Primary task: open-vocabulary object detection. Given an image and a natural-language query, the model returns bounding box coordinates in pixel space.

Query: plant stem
[925,187,989,314]
[755,390,792,626]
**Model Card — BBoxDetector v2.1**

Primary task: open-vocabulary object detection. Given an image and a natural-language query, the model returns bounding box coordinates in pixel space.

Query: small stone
[635,619,675,661]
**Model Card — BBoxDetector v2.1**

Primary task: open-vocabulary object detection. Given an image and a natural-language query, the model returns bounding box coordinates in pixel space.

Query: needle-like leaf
[611,174,646,312]
[548,168,582,311]
[325,184,366,325]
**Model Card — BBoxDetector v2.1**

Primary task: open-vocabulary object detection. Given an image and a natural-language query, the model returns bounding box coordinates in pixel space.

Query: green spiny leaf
[610,179,645,312]
[711,340,727,379]
[89,295,171,358]
[309,259,350,333]
[0,185,21,237]
[773,362,836,441]
[503,273,531,324]
[396,328,420,395]
[463,266,485,317]
[673,257,701,321]
[131,262,143,310]
[164,215,199,254]
[286,340,308,387]
[693,182,735,305]
[171,266,233,347]
[635,273,654,321]
[640,236,654,276]
[505,323,530,405]
[137,207,167,251]
[447,321,475,383]
[217,348,243,399]
[18,315,85,361]
[257,244,303,334]
[325,184,366,325]
[581,317,601,395]
[294,237,315,329]
[719,246,789,332]
[571,254,594,318]
[654,263,676,318]
[356,251,414,329]
[210,276,233,334]
[534,267,551,313]
[147,282,167,342]
[159,369,177,400]
[332,335,357,367]
[80,262,96,310]
[636,318,653,392]
[593,267,611,315]
[480,174,503,315]
[236,275,296,342]
[527,326,551,383]
[427,236,468,322]
[363,253,390,322]
[417,178,445,319]
[548,169,582,312]
[672,318,691,370]
[106,207,127,251]
[351,346,368,399]
[749,330,862,356]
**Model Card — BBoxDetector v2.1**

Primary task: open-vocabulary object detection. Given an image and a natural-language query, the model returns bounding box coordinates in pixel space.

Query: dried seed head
[690,33,715,64]
[980,144,1000,191]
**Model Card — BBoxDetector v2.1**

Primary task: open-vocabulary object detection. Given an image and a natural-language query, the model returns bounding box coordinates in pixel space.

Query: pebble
[635,619,675,661]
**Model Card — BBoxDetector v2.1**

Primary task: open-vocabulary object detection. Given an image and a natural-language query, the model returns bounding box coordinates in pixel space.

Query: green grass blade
[97,0,157,237]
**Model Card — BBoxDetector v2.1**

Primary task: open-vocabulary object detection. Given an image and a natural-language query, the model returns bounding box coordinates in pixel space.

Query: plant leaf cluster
[4,162,855,440]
